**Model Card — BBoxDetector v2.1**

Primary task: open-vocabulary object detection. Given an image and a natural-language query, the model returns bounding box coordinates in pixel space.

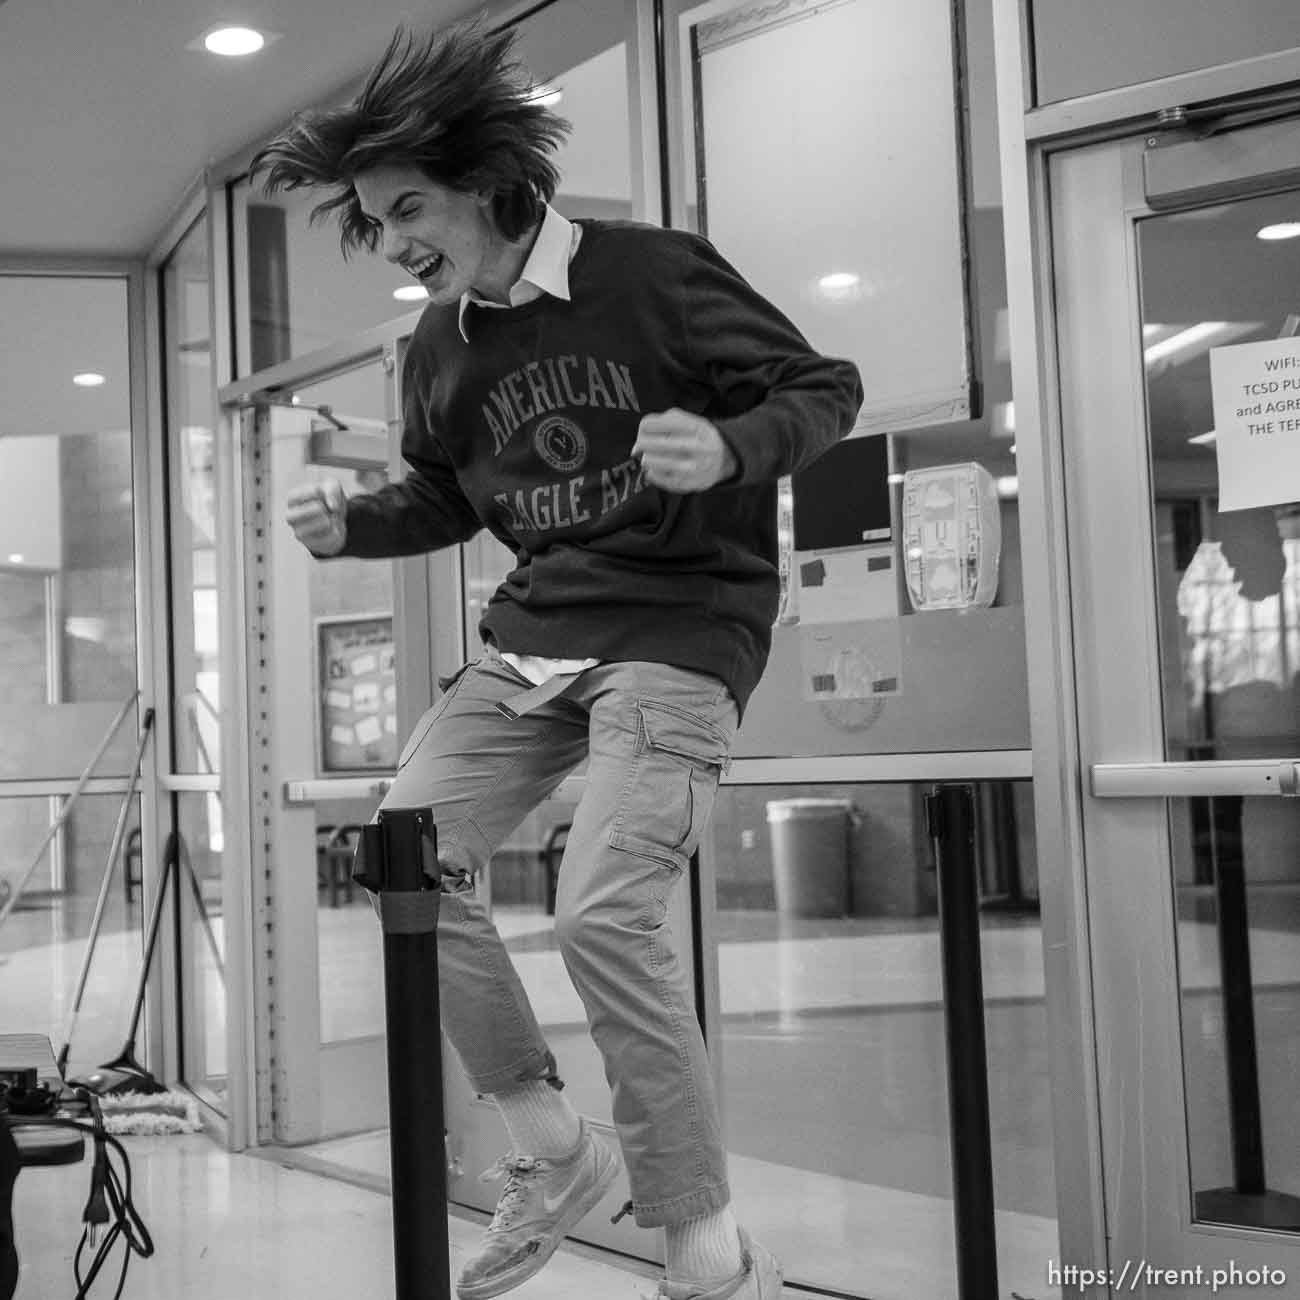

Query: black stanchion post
[924,783,998,1300]
[353,807,452,1300]
[1194,797,1300,1229]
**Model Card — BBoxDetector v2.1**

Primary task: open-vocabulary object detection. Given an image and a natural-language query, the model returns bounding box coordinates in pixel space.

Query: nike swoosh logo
[539,1170,587,1215]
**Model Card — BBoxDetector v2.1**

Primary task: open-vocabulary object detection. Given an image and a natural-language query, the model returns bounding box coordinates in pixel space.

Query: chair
[316,824,361,908]
[540,822,571,916]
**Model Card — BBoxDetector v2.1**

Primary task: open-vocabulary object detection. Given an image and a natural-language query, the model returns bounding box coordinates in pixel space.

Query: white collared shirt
[458,205,597,687]
[457,204,581,343]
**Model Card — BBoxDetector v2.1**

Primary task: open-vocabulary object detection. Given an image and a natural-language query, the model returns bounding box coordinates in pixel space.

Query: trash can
[765,798,854,918]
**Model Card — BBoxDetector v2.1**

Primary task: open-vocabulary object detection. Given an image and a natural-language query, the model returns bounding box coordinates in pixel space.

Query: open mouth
[408,253,445,282]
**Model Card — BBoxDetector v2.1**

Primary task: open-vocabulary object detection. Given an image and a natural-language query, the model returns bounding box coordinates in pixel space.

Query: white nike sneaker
[456,1119,620,1300]
[647,1229,784,1300]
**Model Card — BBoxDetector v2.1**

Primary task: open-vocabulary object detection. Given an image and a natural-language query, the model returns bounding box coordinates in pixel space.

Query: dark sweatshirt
[340,218,864,715]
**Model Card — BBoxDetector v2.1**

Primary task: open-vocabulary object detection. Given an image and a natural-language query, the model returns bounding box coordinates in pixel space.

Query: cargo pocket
[608,699,730,873]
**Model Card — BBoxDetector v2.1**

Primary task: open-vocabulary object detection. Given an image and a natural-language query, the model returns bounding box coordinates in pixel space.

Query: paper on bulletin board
[1209,337,1300,512]
[317,613,399,772]
[796,545,900,625]
[800,618,903,701]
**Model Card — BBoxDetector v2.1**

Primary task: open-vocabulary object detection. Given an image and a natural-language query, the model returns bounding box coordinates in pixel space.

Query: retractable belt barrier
[352,808,452,1300]
[363,790,998,1299]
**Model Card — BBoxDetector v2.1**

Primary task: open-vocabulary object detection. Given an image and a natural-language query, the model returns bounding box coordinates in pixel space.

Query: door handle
[1091,760,1300,798]
[284,777,393,804]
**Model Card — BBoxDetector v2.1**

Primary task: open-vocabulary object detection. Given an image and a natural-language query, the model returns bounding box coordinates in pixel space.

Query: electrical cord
[5,1091,154,1300]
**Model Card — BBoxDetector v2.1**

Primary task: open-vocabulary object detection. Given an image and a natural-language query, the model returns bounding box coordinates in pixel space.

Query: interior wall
[1032,0,1300,105]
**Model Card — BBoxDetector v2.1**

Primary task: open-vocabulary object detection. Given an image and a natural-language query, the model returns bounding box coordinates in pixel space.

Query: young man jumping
[253,20,862,1300]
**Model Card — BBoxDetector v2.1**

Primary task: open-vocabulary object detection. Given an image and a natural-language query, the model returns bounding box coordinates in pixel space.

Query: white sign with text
[1209,337,1300,512]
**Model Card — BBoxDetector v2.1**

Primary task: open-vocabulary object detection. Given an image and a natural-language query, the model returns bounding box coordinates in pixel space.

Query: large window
[666,0,1024,760]
[708,780,1050,1299]
[0,275,137,740]
[0,272,143,1081]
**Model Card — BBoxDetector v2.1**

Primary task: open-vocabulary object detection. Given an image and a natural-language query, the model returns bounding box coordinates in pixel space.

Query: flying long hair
[249,19,571,253]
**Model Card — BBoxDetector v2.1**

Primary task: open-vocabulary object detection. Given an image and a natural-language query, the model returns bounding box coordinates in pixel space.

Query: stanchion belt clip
[353,815,439,891]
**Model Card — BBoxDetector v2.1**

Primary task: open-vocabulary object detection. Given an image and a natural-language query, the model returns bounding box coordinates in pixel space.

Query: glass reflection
[230,178,420,374]
[709,780,1055,1300]
[665,0,1027,759]
[276,367,397,1044]
[1139,192,1300,1229]
[0,795,143,1078]
[0,275,138,782]
[163,214,220,777]
[175,792,227,1104]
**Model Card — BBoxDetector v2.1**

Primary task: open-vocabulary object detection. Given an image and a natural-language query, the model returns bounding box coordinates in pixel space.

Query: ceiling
[0,0,503,259]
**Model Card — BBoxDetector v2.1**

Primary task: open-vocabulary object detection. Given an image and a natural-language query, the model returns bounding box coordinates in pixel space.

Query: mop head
[96,1090,202,1136]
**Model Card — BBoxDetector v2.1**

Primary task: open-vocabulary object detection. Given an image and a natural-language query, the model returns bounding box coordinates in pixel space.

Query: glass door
[223,337,433,1146]
[1052,118,1300,1286]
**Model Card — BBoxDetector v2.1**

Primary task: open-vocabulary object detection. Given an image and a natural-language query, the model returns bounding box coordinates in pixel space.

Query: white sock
[665,1207,743,1289]
[493,1080,583,1158]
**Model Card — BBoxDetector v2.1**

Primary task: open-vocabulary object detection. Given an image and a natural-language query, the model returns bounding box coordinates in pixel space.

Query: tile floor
[5,891,1300,1299]
[11,1131,666,1300]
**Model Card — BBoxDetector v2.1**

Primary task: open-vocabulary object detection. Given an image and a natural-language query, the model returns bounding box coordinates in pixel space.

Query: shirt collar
[457,205,576,342]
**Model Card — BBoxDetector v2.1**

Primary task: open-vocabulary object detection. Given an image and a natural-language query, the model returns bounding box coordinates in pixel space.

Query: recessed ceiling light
[73,372,105,387]
[204,26,267,56]
[393,285,430,302]
[1258,223,1300,242]
[818,272,860,292]
[8,554,24,565]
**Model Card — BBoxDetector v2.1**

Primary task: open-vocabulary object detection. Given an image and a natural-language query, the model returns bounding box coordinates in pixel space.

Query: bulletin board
[315,613,399,774]
[693,0,976,433]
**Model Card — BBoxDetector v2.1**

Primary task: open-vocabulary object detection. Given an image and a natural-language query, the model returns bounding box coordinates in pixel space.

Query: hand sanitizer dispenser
[901,463,1001,610]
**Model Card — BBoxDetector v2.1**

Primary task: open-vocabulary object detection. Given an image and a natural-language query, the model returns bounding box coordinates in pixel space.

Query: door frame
[216,314,431,1145]
[990,0,1112,1277]
[992,0,1300,1279]
[1049,124,1300,1287]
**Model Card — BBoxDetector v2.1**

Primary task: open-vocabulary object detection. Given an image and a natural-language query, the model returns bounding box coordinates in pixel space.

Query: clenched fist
[286,478,348,556]
[631,408,738,493]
